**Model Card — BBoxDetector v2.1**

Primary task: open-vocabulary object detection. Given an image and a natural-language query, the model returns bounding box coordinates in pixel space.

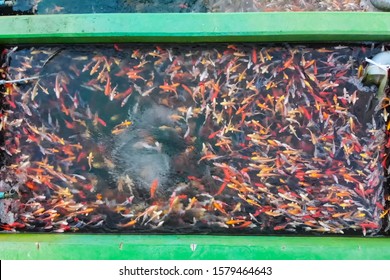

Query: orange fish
[213,201,227,215]
[215,181,227,196]
[64,120,76,129]
[104,74,111,96]
[226,219,246,225]
[181,84,194,100]
[252,48,257,64]
[159,82,180,95]
[25,181,40,191]
[150,179,159,199]
[118,219,137,228]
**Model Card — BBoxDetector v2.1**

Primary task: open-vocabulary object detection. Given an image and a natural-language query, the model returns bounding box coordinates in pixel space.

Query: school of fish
[0,43,389,235]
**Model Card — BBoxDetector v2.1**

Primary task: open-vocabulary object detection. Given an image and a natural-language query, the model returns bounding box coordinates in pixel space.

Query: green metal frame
[0,12,390,260]
[0,12,390,43]
[0,235,389,260]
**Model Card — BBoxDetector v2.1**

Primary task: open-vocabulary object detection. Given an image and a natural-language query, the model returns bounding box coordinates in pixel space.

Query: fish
[54,72,62,99]
[87,152,94,171]
[1,43,386,236]
[150,179,159,199]
[118,219,137,228]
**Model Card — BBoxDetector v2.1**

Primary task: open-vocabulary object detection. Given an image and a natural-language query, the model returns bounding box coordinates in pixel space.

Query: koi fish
[118,219,137,228]
[87,152,94,170]
[150,179,159,199]
[159,82,180,95]
[54,73,62,99]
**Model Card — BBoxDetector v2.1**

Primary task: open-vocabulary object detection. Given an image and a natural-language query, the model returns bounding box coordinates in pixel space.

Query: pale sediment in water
[111,100,186,197]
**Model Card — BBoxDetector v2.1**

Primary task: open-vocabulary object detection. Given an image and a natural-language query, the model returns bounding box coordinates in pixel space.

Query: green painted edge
[0,234,389,260]
[1,12,390,261]
[0,12,390,44]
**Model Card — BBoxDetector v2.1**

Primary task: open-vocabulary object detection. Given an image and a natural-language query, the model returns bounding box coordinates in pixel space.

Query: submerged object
[0,0,35,16]
[0,1,14,7]
[0,189,18,200]
[371,0,390,11]
[362,51,390,101]
[363,51,390,84]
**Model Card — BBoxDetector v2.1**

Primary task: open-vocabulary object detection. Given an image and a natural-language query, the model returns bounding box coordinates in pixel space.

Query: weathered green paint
[0,234,389,260]
[0,12,390,44]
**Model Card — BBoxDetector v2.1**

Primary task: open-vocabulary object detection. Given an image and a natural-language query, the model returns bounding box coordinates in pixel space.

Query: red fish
[150,179,159,199]
[104,74,111,96]
[252,48,257,64]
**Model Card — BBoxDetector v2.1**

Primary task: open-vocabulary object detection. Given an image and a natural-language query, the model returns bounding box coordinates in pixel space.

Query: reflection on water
[0,43,387,235]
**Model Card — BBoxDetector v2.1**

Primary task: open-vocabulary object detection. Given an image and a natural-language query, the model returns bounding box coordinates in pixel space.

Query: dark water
[0,0,372,15]
[0,43,388,235]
